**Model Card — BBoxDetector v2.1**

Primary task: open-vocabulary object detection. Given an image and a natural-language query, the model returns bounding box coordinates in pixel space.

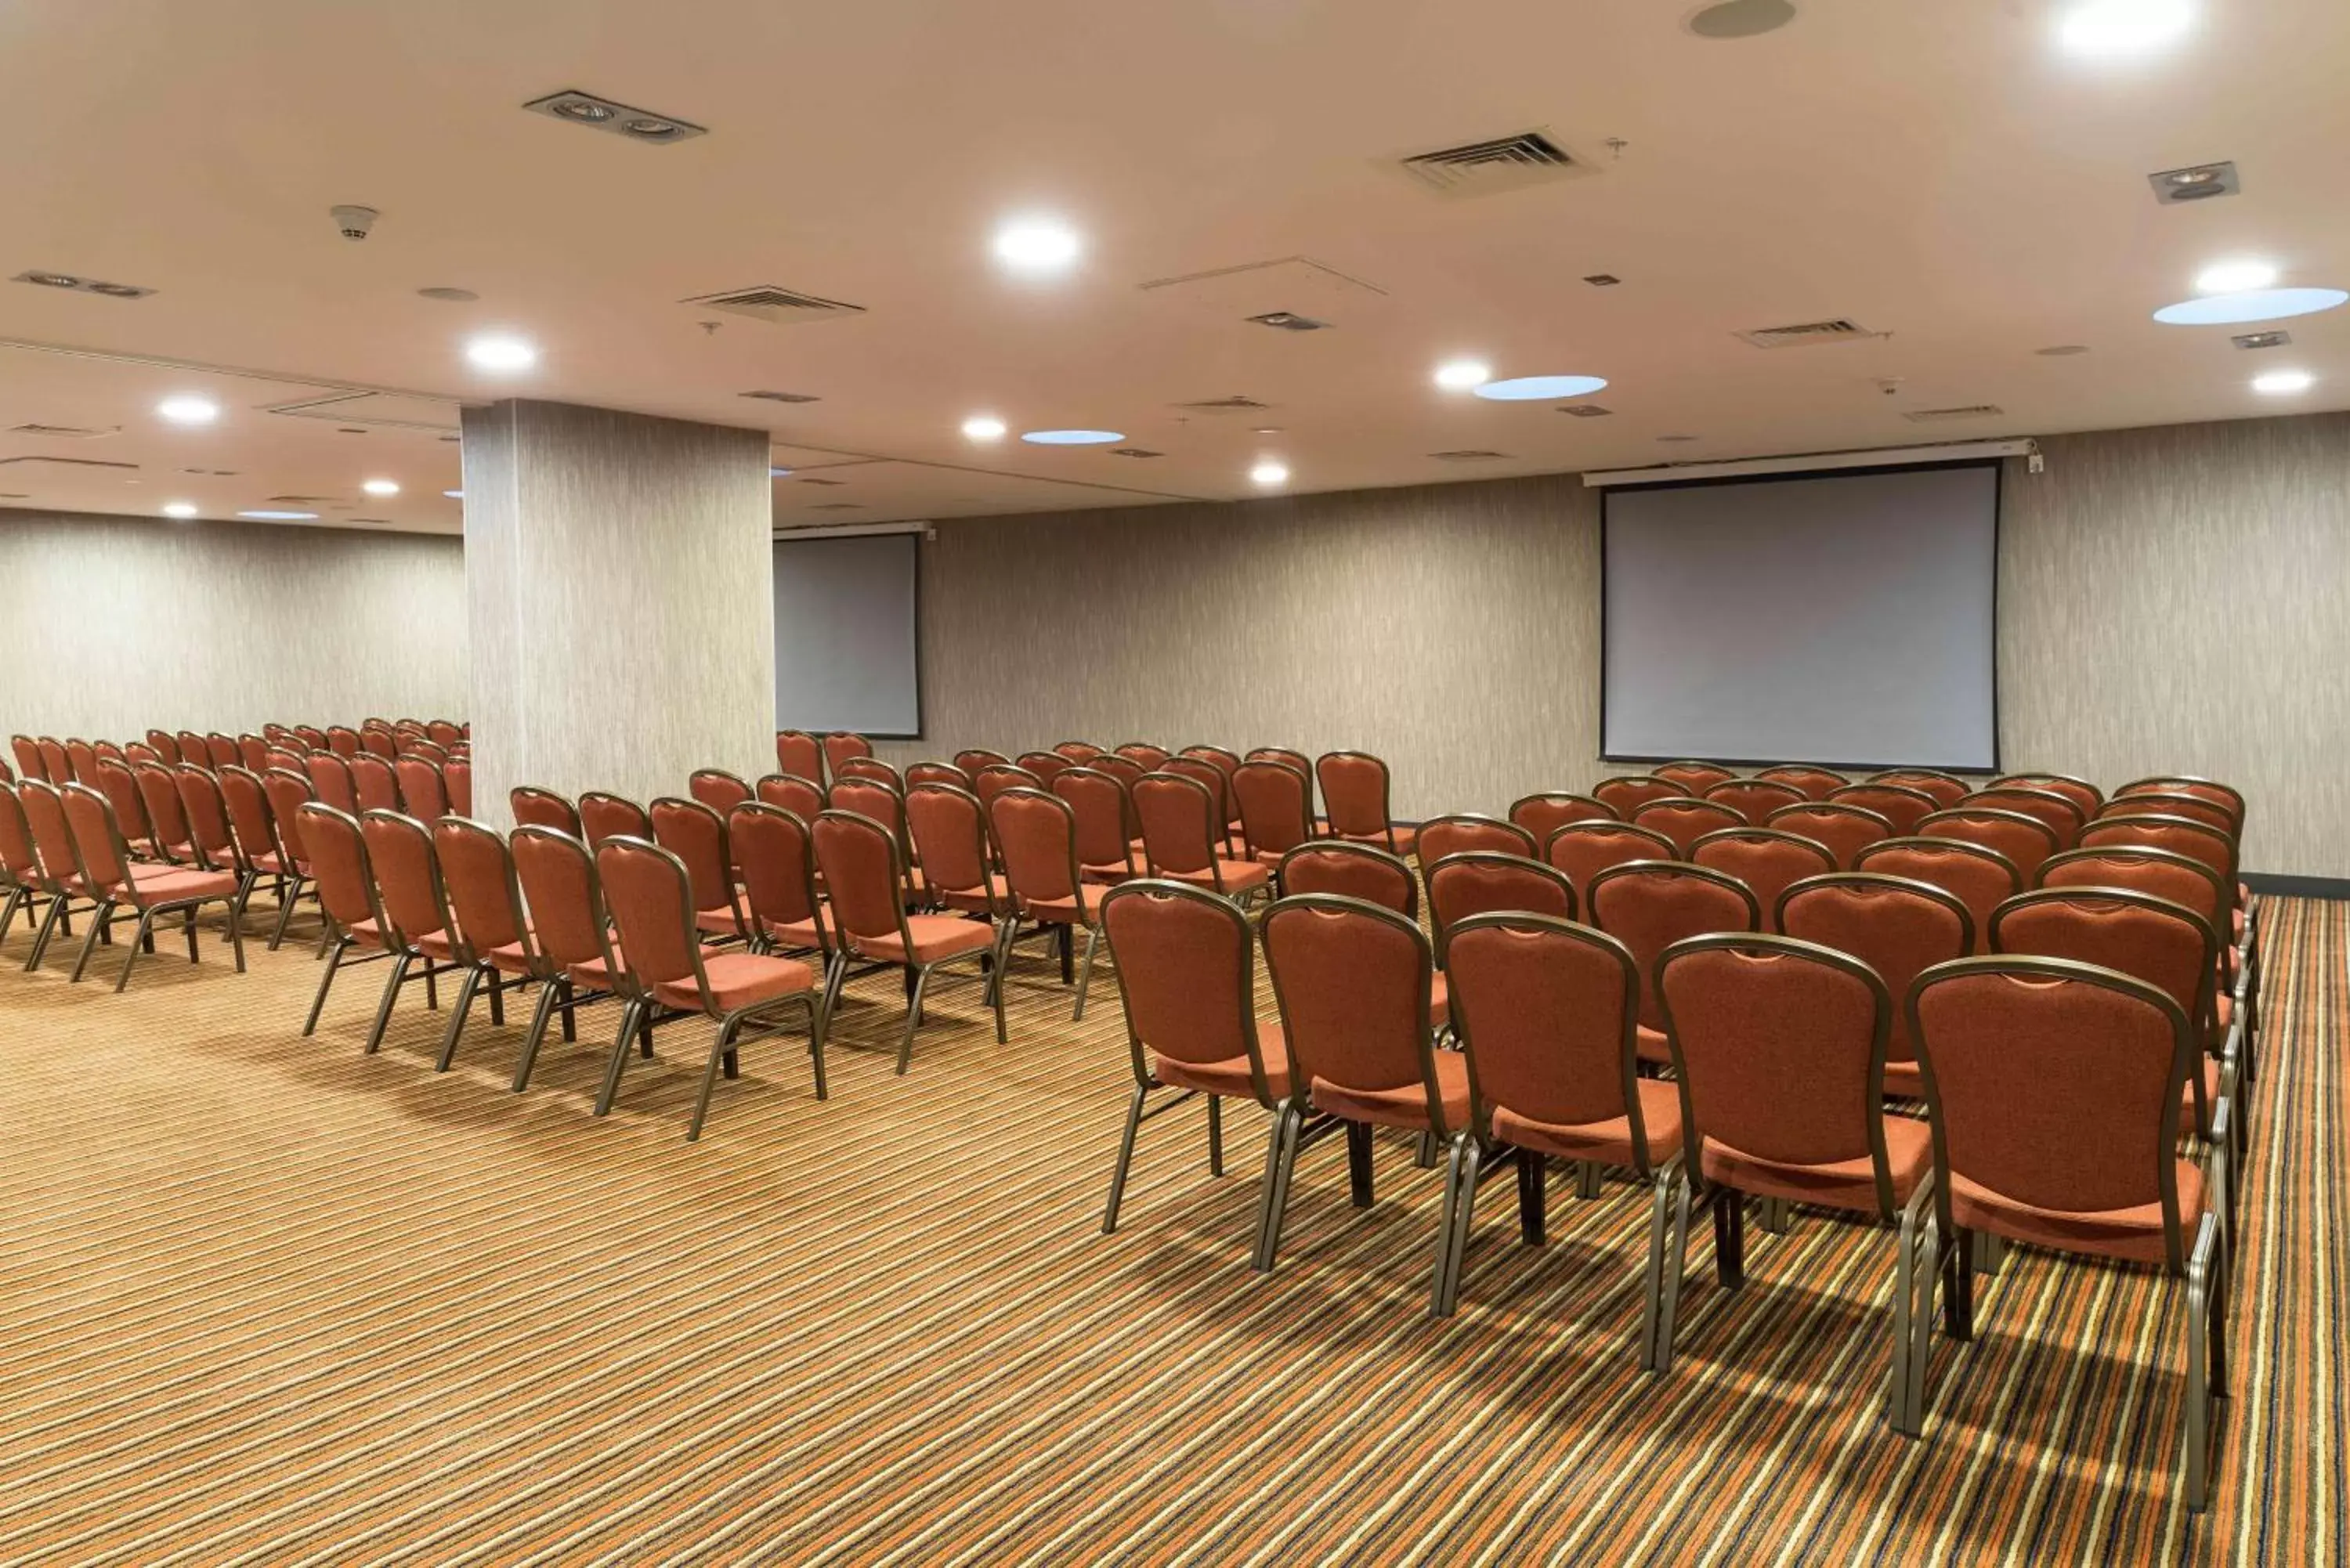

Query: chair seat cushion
[1429,972,1451,1028]
[1334,825,1417,856]
[654,951,818,1012]
[248,850,290,874]
[1311,1049,1469,1133]
[1699,1114,1931,1217]
[1080,859,1135,885]
[480,939,541,977]
[412,928,460,961]
[1162,859,1271,895]
[1491,1078,1682,1170]
[763,916,826,951]
[1882,1057,1924,1099]
[126,865,237,904]
[564,941,624,989]
[1948,1161,2204,1266]
[936,873,1008,915]
[1023,884,1103,926]
[695,905,750,937]
[1152,1023,1289,1103]
[1636,1021,1671,1065]
[855,912,996,964]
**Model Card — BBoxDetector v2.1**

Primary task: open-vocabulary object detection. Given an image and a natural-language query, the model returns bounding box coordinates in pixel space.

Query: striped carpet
[0,896,2339,1565]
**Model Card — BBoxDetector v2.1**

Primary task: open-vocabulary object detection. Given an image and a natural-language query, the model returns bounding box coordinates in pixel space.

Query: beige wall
[0,509,467,741]
[884,413,2350,877]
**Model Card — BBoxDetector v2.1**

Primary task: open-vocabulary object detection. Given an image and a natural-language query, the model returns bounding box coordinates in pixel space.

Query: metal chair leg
[1102,1082,1149,1233]
[1518,1151,1549,1244]
[0,886,28,950]
[1207,1094,1224,1176]
[1640,1163,1694,1373]
[594,999,643,1115]
[1253,1102,1304,1272]
[1346,1122,1375,1209]
[896,963,932,1075]
[304,938,349,1035]
[363,952,413,1054]
[1889,1175,1933,1435]
[804,991,828,1100]
[1072,923,1101,1021]
[268,879,302,951]
[24,894,67,971]
[69,901,116,983]
[1433,1133,1483,1317]
[513,978,561,1089]
[118,908,161,992]
[2185,1212,2215,1512]
[224,897,246,974]
[434,964,486,1071]
[686,1016,741,1141]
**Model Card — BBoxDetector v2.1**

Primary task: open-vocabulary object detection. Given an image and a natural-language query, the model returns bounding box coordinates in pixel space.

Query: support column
[461,399,773,823]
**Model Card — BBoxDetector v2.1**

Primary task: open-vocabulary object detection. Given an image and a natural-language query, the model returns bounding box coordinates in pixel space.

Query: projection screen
[1601,463,1999,771]
[772,532,922,739]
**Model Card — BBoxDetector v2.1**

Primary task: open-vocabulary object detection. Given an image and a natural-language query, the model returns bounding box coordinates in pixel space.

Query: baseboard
[2243,872,2350,900]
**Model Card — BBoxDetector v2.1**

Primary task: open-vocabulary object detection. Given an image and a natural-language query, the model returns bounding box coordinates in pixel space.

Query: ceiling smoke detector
[2232,330,2291,350]
[2147,161,2239,205]
[523,89,706,144]
[331,205,379,242]
[1396,130,1590,197]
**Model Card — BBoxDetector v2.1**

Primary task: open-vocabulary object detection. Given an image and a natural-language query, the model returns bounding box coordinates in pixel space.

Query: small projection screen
[772,533,922,739]
[1601,462,1999,771]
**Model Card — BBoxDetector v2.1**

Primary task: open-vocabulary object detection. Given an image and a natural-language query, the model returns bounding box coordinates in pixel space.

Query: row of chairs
[6,719,469,789]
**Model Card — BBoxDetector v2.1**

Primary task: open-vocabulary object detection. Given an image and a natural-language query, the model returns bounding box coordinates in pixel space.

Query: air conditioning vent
[1110,447,1163,458]
[1397,131,1589,197]
[7,423,115,439]
[682,285,866,325]
[1556,404,1614,418]
[1173,396,1271,414]
[1900,405,2005,423]
[1429,450,1512,462]
[739,389,822,403]
[1736,319,1878,349]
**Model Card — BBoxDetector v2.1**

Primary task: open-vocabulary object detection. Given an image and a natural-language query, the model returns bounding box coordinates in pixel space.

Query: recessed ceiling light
[465,332,537,371]
[993,219,1083,274]
[2251,369,2315,396]
[1474,374,1609,401]
[1249,461,1290,486]
[961,415,1008,442]
[361,478,400,497]
[2195,259,2279,294]
[418,286,479,302]
[443,489,464,499]
[2153,288,2348,325]
[555,99,614,122]
[1020,428,1123,445]
[1251,426,1285,435]
[157,395,220,425]
[1434,359,1491,391]
[161,501,198,519]
[237,509,318,520]
[2058,0,2193,55]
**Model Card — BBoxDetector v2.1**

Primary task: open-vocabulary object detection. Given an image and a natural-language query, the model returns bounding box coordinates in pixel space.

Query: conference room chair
[1053,739,1104,762]
[1628,796,1744,856]
[1654,760,1735,794]
[58,782,245,989]
[689,767,754,813]
[1958,786,2084,851]
[1180,744,1248,841]
[1645,934,1929,1420]
[595,836,827,1134]
[1508,791,1617,844]
[10,736,45,782]
[349,753,403,815]
[1244,744,1313,778]
[821,732,874,781]
[1277,840,1416,916]
[836,756,902,788]
[1777,873,1972,1099]
[1416,813,1537,865]
[754,773,826,822]
[421,815,552,1074]
[1232,759,1316,869]
[728,801,834,965]
[508,825,633,1091]
[0,784,46,950]
[172,764,264,934]
[1703,778,1806,826]
[1016,750,1072,785]
[203,733,239,769]
[359,728,399,762]
[1867,768,1969,809]
[830,776,924,904]
[256,767,324,949]
[811,807,1003,1072]
[237,734,270,772]
[1755,764,1848,801]
[992,786,1116,1020]
[1162,755,1241,856]
[2099,789,2235,836]
[1992,771,2102,819]
[305,750,359,814]
[1764,801,1893,871]
[1590,774,1683,818]
[579,790,653,851]
[0,756,9,785]
[1051,765,1140,885]
[905,761,971,789]
[443,757,472,818]
[1690,828,1835,934]
[776,729,825,783]
[16,780,106,972]
[292,725,329,753]
[973,762,1043,820]
[955,747,1012,777]
[125,744,163,767]
[393,757,450,822]
[1314,750,1415,856]
[1918,806,2059,885]
[426,719,464,749]
[260,722,291,745]
[1133,771,1272,905]
[1256,893,1459,1297]
[903,784,1008,932]
[263,745,309,775]
[1828,781,1940,835]
[507,785,580,836]
[1904,958,2227,1507]
[2117,774,2245,828]
[1115,742,1172,771]
[1423,851,1576,966]
[1543,820,1679,911]
[1587,862,1759,1067]
[131,760,195,865]
[2039,841,2246,1078]
[1097,879,1281,1237]
[91,759,155,860]
[2081,814,2243,939]
[92,741,127,768]
[1853,837,2020,954]
[1439,912,1670,1315]
[1086,752,1147,791]
[649,797,753,941]
[142,728,179,764]
[173,730,210,771]
[352,810,466,1056]
[325,725,363,759]
[38,737,72,786]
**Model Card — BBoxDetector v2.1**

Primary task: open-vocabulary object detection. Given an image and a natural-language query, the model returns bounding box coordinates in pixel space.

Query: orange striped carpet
[0,897,2337,1564]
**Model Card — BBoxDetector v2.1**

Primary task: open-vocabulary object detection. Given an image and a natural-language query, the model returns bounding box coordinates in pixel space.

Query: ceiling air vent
[7,423,116,439]
[739,389,822,403]
[1901,405,2005,423]
[1737,319,1877,349]
[682,285,866,325]
[1556,405,1613,418]
[1173,396,1271,414]
[1429,450,1512,462]
[796,476,847,486]
[1110,447,1163,458]
[1397,130,1589,197]
[0,453,136,471]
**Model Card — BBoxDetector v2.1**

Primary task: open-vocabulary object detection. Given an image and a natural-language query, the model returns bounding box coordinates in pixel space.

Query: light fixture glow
[161,501,198,519]
[1249,460,1290,486]
[2195,258,2279,294]
[992,218,1082,273]
[361,478,400,497]
[2057,0,2194,54]
[2251,369,2315,396]
[1473,374,1610,401]
[237,509,318,520]
[157,395,220,425]
[960,415,1008,442]
[1020,428,1123,445]
[2153,288,2348,325]
[1434,359,1492,392]
[443,489,464,499]
[465,333,538,371]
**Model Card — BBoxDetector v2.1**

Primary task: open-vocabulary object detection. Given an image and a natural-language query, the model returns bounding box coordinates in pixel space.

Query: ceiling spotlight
[361,478,400,497]
[443,490,464,499]
[1434,359,1492,392]
[1475,374,1610,401]
[2058,0,2193,55]
[2153,288,2348,325]
[992,218,1083,274]
[1020,428,1123,445]
[2251,369,2315,396]
[157,395,220,425]
[161,502,198,519]
[961,415,1008,441]
[1249,461,1290,486]
[465,333,538,371]
[2195,259,2279,294]
[555,99,614,122]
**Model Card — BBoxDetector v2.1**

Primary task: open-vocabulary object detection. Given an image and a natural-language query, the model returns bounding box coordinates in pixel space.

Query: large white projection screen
[1602,464,1998,771]
[773,533,921,738]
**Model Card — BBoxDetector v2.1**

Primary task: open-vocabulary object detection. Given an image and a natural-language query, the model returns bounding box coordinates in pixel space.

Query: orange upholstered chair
[202,733,238,769]
[595,836,825,1134]
[1646,934,1929,1415]
[130,760,195,865]
[171,730,208,771]
[822,731,874,781]
[353,810,465,1054]
[972,762,1042,820]
[1587,862,1759,1067]
[1232,759,1317,869]
[306,751,359,814]
[443,757,472,818]
[1830,782,1940,835]
[257,767,322,948]
[15,780,104,972]
[425,719,464,748]
[1765,801,1893,870]
[1703,778,1806,826]
[1133,772,1271,903]
[324,724,361,758]
[811,807,1003,1071]
[829,777,921,905]
[428,815,555,1074]
[1690,827,1834,934]
[905,761,970,789]
[1014,750,1071,785]
[1629,797,1743,856]
[1416,813,1536,865]
[509,786,580,836]
[578,791,652,851]
[1543,820,1677,910]
[991,786,1110,1020]
[10,735,44,782]
[1590,774,1682,818]
[904,783,1008,928]
[394,757,450,822]
[349,754,401,815]
[689,768,754,813]
[38,737,73,786]
[359,726,399,761]
[2040,849,2252,1088]
[1777,873,1972,1099]
[1053,765,1140,884]
[1053,739,1104,762]
[1087,753,1145,790]
[1654,760,1734,794]
[728,801,833,959]
[955,747,1012,777]
[1993,771,2102,820]
[649,797,752,941]
[1440,912,1671,1314]
[1180,744,1246,837]
[56,782,243,989]
[1958,786,2084,851]
[0,784,45,950]
[1755,764,1848,800]
[1115,741,1173,771]
[1855,836,2020,954]
[2117,775,2244,827]
[237,734,271,772]
[835,756,902,788]
[172,764,260,931]
[1097,880,1283,1237]
[1423,851,1576,963]
[294,804,392,1035]
[776,730,824,783]
[1315,750,1414,856]
[508,826,632,1090]
[2081,812,2243,945]
[1918,807,2059,885]
[1906,958,2227,1506]
[1278,840,1415,915]
[92,759,154,858]
[1509,791,1616,844]
[2099,790,2235,836]
[1257,894,1459,1299]
[1867,768,1969,809]
[754,774,826,822]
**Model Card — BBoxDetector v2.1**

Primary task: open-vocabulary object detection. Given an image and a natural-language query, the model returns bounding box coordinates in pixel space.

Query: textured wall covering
[463,400,775,823]
[0,510,466,739]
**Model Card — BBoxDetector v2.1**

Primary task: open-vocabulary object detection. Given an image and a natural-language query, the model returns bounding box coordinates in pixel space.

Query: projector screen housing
[772,532,923,739]
[1600,461,2000,771]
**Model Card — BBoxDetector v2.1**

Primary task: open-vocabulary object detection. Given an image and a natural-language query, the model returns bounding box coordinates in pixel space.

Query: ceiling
[2,0,2344,537]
